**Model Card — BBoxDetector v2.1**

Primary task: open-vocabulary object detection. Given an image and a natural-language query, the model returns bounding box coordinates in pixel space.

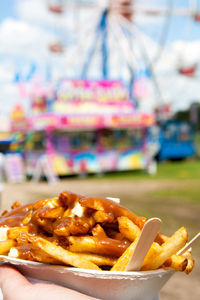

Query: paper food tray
[0,255,174,300]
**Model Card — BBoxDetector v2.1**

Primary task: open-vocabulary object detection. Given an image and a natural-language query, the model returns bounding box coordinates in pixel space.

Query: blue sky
[1,1,200,43]
[0,0,16,22]
[136,0,200,44]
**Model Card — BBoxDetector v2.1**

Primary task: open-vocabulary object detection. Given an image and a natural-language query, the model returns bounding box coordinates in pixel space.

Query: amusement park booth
[13,79,155,176]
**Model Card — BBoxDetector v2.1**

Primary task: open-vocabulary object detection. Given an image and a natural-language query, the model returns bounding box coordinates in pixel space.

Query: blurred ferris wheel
[46,0,200,101]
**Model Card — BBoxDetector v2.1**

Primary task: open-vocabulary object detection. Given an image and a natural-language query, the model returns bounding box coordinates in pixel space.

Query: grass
[155,159,200,179]
[100,159,200,180]
[150,187,200,205]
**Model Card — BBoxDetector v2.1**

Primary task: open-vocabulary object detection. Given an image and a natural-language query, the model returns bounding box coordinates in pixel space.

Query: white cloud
[16,0,55,27]
[0,15,56,115]
[16,0,100,37]
[0,18,55,61]
[139,38,200,112]
[0,60,15,82]
[0,82,29,115]
[172,40,200,67]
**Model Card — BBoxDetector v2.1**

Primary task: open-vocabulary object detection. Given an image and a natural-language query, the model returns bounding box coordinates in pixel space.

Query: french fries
[118,216,141,241]
[26,234,100,270]
[38,207,65,219]
[182,251,195,274]
[79,197,147,229]
[8,245,60,264]
[7,226,29,240]
[111,237,139,271]
[0,191,195,275]
[163,254,188,272]
[0,239,15,255]
[0,227,9,241]
[54,216,95,237]
[11,201,21,210]
[92,224,107,239]
[106,229,125,241]
[142,227,188,271]
[79,253,117,266]
[68,236,130,257]
[93,211,114,223]
[142,242,162,267]
[59,191,82,207]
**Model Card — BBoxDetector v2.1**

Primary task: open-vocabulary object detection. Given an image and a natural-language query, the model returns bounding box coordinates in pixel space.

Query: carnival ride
[47,1,200,82]
[7,0,200,178]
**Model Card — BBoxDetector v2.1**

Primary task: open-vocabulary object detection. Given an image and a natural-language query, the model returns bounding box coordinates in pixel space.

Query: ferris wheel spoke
[115,6,195,17]
[109,16,134,73]
[49,0,196,16]
[106,17,125,77]
[111,15,145,70]
[81,13,109,78]
[106,1,173,64]
[109,15,147,84]
[145,0,173,64]
[58,23,98,75]
[117,12,164,64]
[46,0,199,104]
[108,17,135,89]
[109,14,162,104]
[48,0,199,61]
[116,14,164,104]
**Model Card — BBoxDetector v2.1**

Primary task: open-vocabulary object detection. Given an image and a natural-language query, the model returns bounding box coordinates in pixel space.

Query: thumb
[0,265,31,296]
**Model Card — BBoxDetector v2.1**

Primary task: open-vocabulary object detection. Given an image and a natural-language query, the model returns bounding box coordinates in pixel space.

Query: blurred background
[0,1,200,299]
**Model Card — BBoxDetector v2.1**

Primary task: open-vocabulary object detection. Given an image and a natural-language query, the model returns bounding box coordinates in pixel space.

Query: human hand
[0,265,94,300]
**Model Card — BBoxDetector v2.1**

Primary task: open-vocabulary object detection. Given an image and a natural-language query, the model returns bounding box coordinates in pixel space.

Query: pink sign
[29,112,155,131]
[56,79,130,104]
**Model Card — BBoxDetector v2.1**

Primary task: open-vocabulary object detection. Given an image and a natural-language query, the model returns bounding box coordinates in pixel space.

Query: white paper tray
[0,255,174,300]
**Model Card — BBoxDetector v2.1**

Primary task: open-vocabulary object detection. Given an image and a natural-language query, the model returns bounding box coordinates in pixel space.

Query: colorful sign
[11,79,154,132]
[54,79,134,117]
[56,79,129,104]
[4,154,25,183]
[118,150,147,170]
[10,104,28,132]
[29,112,154,131]
[46,149,147,175]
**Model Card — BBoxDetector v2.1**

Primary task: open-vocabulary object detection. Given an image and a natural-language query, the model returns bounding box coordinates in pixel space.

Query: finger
[0,266,94,300]
[32,283,95,300]
[0,265,31,296]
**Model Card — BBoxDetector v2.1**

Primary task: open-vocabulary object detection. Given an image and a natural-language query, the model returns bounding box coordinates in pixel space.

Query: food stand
[11,79,155,176]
